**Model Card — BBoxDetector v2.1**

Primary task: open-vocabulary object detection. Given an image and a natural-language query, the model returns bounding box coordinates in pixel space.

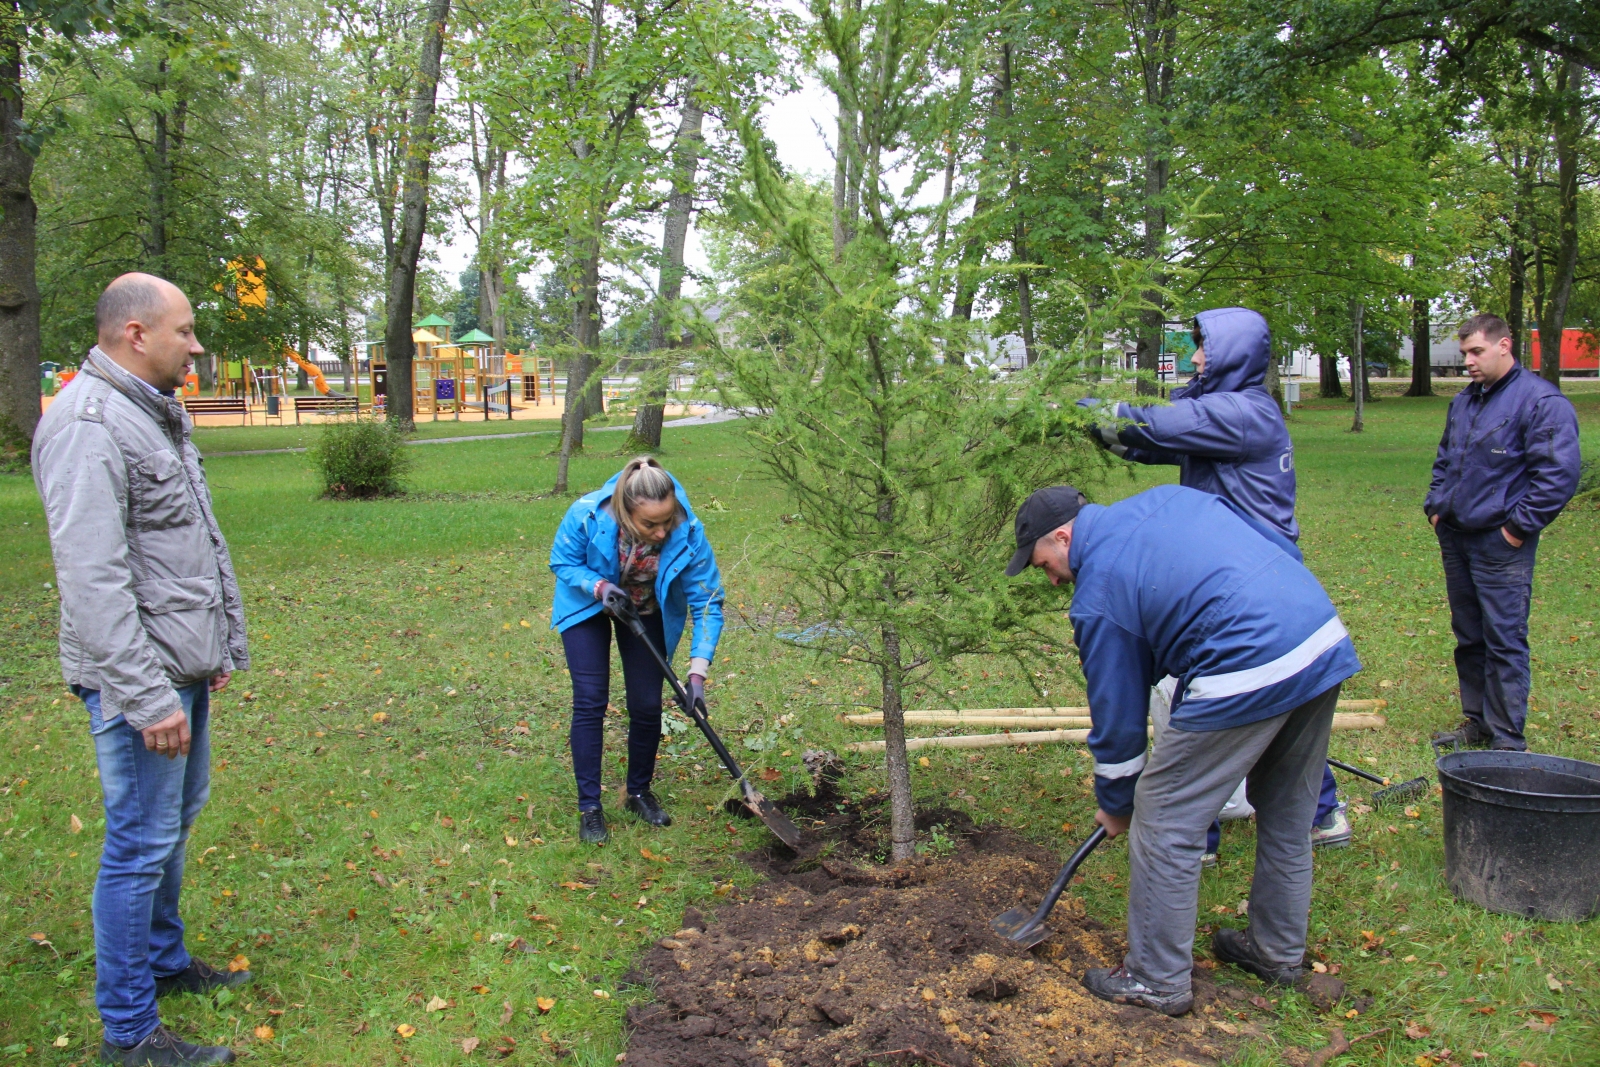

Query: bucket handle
[1431,735,1461,759]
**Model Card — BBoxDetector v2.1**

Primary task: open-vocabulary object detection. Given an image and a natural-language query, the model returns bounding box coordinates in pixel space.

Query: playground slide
[285,348,342,396]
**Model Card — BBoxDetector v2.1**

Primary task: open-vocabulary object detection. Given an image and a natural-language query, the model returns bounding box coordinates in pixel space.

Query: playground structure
[356,315,559,422]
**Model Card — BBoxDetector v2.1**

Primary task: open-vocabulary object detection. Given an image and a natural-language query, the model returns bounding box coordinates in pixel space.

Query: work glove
[596,581,634,619]
[686,674,706,714]
[1076,398,1128,457]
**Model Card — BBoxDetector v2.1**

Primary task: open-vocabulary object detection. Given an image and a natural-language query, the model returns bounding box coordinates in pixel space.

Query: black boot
[579,809,609,845]
[1211,927,1304,986]
[155,958,252,998]
[1080,966,1194,1016]
[100,1025,235,1065]
[624,790,672,827]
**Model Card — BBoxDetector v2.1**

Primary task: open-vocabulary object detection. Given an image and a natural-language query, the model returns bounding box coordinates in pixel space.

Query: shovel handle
[613,608,750,789]
[1015,826,1108,941]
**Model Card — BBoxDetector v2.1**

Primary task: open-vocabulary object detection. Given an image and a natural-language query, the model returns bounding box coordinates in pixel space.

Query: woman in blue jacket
[549,457,725,845]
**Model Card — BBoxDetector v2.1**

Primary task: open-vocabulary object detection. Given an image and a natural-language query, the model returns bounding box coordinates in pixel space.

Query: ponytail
[612,457,683,540]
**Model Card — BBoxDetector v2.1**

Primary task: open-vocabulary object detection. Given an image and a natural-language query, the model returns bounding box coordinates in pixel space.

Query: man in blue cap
[1081,307,1348,855]
[1006,483,1361,1015]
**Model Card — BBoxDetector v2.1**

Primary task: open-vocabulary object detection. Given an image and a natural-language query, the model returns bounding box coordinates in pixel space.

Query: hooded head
[1190,307,1271,395]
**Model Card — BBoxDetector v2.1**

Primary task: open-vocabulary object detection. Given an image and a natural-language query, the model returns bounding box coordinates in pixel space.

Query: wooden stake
[842,699,1387,727]
[842,712,1387,754]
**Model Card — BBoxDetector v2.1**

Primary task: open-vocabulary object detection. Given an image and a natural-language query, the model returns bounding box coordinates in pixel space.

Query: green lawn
[1,389,1596,1065]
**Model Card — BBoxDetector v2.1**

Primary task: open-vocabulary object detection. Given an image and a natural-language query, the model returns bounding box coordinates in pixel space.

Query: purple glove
[686,674,706,713]
[596,580,633,618]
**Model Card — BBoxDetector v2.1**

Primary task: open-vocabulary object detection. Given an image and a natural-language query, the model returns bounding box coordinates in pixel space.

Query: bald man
[32,274,250,1066]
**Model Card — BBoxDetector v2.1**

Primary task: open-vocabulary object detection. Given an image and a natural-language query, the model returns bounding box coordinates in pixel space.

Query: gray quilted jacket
[32,347,249,730]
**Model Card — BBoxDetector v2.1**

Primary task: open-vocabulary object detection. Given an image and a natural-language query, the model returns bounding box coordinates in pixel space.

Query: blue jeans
[1437,523,1537,750]
[76,682,211,1048]
[560,612,666,812]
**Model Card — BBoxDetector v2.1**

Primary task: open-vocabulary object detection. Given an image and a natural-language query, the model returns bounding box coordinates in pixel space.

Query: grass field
[1,385,1597,1066]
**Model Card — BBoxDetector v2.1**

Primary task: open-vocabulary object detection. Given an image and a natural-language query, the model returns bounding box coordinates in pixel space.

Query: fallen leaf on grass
[69,814,83,834]
[559,881,595,891]
[472,985,491,995]
[396,1024,416,1038]
[500,1001,513,1026]
[593,989,611,999]
[461,1037,480,1055]
[425,996,449,1012]
[228,955,250,973]
[254,1025,274,1041]
[372,712,389,724]
[494,1037,516,1058]
[1311,961,1328,973]
[505,836,519,848]
[1524,1018,1555,1034]
[536,997,555,1013]
[1546,973,1564,991]
[52,1036,69,1048]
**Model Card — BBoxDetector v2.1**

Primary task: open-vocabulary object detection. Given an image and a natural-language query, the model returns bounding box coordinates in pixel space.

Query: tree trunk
[630,87,704,451]
[149,65,170,271]
[382,0,453,433]
[1536,60,1579,388]
[1349,300,1365,433]
[1319,353,1342,399]
[1507,243,1526,365]
[1405,296,1433,396]
[998,44,1036,366]
[880,625,915,862]
[0,10,42,458]
[555,248,602,494]
[1132,0,1174,397]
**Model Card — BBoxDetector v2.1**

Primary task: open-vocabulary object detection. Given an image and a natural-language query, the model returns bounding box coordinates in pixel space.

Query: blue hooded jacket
[548,469,725,666]
[1423,363,1581,539]
[1107,307,1298,541]
[1067,485,1360,817]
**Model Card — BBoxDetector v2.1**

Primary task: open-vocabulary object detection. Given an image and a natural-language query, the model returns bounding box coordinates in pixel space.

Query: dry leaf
[1311,961,1328,973]
[69,814,83,834]
[254,1025,274,1041]
[500,1001,514,1026]
[462,1037,481,1055]
[559,881,595,890]
[52,1036,69,1048]
[472,985,490,995]
[372,712,389,723]
[592,989,611,999]
[228,955,251,973]
[536,997,555,1014]
[426,996,449,1013]
[396,1024,417,1038]
[504,836,518,847]
[1523,1018,1555,1034]
[1546,973,1563,992]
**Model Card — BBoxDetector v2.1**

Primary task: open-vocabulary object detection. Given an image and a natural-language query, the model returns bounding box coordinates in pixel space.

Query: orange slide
[285,348,333,395]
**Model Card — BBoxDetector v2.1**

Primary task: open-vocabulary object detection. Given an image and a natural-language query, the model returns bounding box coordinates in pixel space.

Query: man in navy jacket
[1425,314,1581,751]
[1082,307,1345,850]
[1007,484,1361,1014]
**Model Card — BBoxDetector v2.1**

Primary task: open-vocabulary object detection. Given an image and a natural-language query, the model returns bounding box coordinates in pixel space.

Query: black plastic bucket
[1437,750,1600,921]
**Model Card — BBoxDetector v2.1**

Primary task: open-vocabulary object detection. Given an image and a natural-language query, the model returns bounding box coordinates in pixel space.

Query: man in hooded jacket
[1080,307,1347,852]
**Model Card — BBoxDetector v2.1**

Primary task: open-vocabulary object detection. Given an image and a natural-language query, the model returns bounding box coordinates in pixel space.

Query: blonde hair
[612,457,683,540]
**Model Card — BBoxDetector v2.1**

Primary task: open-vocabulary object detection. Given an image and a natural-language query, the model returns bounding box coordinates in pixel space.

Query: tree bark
[383,0,453,433]
[998,44,1036,366]
[149,62,170,271]
[1507,242,1526,365]
[880,625,915,862]
[1535,60,1579,388]
[1349,300,1365,433]
[630,86,704,451]
[0,8,41,457]
[1405,296,1433,396]
[1319,354,1342,399]
[555,248,602,494]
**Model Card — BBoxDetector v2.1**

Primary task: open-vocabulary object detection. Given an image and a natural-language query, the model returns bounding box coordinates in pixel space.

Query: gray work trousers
[1124,683,1341,993]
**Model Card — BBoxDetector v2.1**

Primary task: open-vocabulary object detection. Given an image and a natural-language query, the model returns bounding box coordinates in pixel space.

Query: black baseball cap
[1005,486,1088,576]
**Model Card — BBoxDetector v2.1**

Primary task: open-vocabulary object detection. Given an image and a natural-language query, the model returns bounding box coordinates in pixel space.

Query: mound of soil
[623,793,1264,1067]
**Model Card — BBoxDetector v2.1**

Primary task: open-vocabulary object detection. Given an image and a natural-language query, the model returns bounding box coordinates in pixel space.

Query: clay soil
[623,791,1270,1067]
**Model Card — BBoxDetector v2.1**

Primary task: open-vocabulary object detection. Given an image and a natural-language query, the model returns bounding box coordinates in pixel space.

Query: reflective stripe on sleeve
[1094,752,1147,779]
[1183,616,1348,702]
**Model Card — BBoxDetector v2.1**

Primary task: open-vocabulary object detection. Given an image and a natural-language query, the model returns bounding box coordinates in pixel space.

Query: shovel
[610,604,804,849]
[1327,757,1429,806]
[990,825,1108,950]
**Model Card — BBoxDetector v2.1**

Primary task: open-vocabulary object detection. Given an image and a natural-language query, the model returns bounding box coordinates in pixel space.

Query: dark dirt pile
[622,794,1270,1067]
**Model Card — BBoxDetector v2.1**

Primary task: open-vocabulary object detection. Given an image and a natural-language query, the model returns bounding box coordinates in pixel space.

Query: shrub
[309,417,411,499]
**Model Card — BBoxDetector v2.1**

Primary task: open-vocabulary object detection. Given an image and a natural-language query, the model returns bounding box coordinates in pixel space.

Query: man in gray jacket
[33,274,251,1066]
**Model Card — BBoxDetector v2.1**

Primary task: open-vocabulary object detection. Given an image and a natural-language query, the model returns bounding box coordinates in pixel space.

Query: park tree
[699,0,1150,860]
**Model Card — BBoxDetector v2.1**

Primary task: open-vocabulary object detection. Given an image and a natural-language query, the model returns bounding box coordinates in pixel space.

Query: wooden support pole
[842,712,1387,754]
[842,699,1387,727]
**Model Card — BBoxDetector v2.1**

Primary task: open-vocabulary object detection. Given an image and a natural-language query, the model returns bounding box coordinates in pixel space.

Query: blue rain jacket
[1067,485,1360,817]
[548,470,725,666]
[1109,307,1299,541]
[1423,363,1581,540]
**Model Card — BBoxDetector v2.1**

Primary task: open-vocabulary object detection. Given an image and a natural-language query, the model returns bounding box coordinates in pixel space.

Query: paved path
[205,408,741,457]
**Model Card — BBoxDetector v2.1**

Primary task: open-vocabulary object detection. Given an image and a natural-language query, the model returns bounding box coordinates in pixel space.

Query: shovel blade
[1371,777,1429,806]
[739,781,804,849]
[989,907,1052,949]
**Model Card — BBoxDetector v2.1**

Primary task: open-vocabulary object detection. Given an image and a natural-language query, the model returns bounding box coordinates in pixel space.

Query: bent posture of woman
[549,457,725,844]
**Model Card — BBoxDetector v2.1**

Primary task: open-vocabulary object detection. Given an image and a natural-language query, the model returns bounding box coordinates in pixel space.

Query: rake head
[1370,776,1429,806]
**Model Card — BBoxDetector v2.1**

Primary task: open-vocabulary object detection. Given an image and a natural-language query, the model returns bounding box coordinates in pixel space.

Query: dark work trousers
[561,611,667,812]
[1436,523,1538,750]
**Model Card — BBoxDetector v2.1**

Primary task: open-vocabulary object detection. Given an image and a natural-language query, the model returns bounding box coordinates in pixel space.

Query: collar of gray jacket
[84,346,189,435]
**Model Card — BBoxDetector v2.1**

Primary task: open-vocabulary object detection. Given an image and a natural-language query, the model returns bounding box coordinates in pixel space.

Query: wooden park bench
[182,397,249,425]
[293,394,360,424]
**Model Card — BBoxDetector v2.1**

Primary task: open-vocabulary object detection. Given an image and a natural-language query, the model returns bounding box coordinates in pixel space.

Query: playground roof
[416,314,453,328]
[456,329,495,344]
[412,329,444,343]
